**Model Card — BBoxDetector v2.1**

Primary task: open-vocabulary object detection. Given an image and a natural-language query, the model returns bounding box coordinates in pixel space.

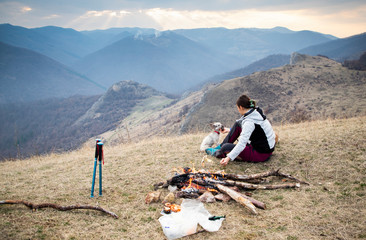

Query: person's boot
[205,145,221,156]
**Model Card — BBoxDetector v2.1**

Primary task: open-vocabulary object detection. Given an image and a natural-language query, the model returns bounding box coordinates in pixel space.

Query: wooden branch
[223,179,300,190]
[225,169,280,181]
[216,184,257,215]
[0,200,118,219]
[276,171,310,185]
[237,193,266,210]
[225,169,309,185]
[153,181,169,190]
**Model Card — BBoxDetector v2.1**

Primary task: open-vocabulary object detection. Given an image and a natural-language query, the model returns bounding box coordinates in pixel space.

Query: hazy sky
[0,0,365,38]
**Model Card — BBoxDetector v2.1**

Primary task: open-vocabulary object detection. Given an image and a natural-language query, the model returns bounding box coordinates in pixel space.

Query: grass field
[1,116,365,240]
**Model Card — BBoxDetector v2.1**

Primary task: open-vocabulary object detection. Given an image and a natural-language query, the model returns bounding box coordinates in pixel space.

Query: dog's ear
[209,123,214,129]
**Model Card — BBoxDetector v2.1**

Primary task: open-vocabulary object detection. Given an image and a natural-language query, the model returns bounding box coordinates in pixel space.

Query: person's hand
[220,157,231,166]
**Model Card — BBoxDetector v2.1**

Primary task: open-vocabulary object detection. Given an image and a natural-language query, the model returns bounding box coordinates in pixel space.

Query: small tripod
[91,139,103,198]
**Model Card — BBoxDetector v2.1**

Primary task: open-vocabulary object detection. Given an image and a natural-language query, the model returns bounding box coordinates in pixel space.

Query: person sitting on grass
[205,94,278,166]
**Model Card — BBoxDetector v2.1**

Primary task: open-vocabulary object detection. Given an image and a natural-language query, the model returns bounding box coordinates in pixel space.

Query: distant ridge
[193,54,291,90]
[0,24,98,65]
[0,41,105,103]
[174,27,336,63]
[73,80,169,129]
[0,80,174,159]
[72,31,241,94]
[299,32,366,61]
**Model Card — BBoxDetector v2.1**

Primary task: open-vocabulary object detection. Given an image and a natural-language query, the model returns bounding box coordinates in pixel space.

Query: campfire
[149,167,309,215]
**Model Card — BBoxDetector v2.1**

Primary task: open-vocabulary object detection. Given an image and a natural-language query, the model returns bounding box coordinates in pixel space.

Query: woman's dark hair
[236,95,256,108]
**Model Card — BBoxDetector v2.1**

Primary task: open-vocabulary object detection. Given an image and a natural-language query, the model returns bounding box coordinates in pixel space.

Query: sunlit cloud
[21,6,32,13]
[83,10,131,18]
[43,14,60,20]
[1,1,364,38]
[145,8,312,30]
[68,9,161,30]
[144,8,366,37]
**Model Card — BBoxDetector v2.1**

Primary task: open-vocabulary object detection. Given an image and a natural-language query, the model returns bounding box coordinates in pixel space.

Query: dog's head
[210,122,224,132]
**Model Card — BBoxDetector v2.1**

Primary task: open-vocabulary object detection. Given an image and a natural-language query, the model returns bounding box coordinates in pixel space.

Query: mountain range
[0,41,105,103]
[1,23,366,160]
[72,31,242,93]
[1,23,356,96]
[174,27,337,63]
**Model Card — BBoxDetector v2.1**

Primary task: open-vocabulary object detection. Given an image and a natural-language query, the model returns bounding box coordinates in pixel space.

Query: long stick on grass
[0,200,118,219]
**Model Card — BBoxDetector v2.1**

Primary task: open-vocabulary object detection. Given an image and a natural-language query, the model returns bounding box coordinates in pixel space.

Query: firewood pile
[148,168,309,215]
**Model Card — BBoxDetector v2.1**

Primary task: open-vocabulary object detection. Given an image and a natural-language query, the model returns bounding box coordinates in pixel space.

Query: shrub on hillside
[343,52,366,71]
[287,106,311,123]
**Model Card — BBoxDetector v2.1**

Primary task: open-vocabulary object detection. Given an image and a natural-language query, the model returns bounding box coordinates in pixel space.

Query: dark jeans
[216,122,272,162]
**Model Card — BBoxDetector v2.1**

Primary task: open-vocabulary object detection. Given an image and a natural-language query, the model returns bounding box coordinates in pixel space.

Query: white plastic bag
[159,199,225,240]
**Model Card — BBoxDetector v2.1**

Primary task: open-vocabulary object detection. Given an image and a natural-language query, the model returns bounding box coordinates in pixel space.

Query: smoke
[134,31,143,40]
[154,30,161,38]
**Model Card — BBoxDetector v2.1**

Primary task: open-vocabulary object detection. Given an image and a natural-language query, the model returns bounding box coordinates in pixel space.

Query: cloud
[43,14,60,20]
[0,0,365,37]
[67,9,162,30]
[41,6,366,37]
[21,6,32,13]
[0,2,30,16]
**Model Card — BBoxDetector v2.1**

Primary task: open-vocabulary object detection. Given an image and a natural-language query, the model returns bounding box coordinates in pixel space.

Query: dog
[200,122,224,151]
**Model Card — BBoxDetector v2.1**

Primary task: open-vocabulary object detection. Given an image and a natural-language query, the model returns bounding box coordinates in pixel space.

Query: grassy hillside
[1,116,365,239]
[181,54,366,133]
[0,80,174,160]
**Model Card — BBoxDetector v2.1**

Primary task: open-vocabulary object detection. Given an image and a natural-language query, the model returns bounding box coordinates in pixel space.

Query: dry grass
[1,116,366,240]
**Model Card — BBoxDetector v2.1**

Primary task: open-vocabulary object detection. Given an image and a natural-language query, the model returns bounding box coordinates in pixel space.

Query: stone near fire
[145,191,161,204]
[214,193,231,202]
[198,191,216,203]
[163,192,175,204]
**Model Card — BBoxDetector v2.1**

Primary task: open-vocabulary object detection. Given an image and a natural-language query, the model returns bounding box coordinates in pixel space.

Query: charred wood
[175,191,200,199]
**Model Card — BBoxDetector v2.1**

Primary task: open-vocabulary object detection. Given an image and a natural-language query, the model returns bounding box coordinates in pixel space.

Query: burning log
[0,200,118,219]
[216,184,257,215]
[154,167,308,214]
